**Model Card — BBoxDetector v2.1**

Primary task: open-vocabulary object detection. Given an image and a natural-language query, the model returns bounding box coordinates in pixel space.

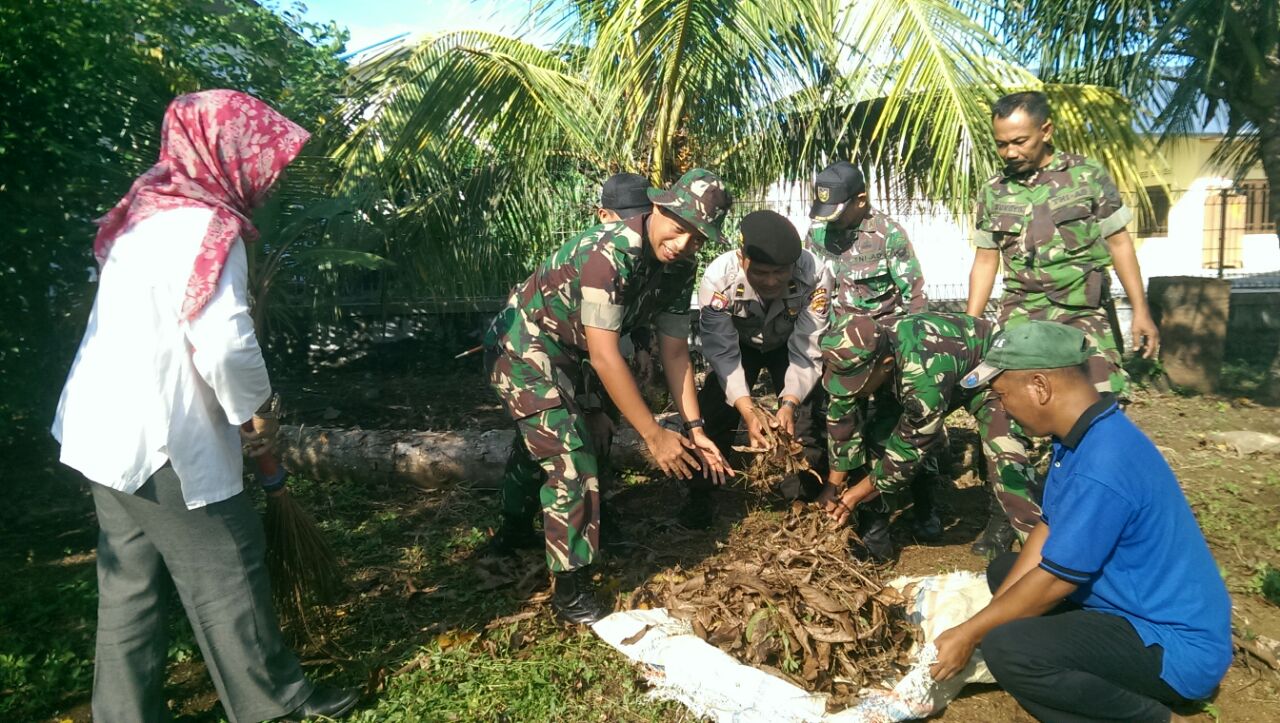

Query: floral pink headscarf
[93,89,310,320]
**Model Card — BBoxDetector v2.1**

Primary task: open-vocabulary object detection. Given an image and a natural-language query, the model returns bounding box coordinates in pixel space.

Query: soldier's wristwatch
[682,418,706,431]
[779,399,799,411]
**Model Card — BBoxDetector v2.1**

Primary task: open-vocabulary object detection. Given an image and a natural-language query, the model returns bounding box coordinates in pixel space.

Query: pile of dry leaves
[629,506,916,707]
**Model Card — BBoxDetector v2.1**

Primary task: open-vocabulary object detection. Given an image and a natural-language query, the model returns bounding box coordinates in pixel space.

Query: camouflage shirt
[974,152,1133,310]
[697,248,832,405]
[826,312,995,495]
[806,209,927,321]
[485,214,694,413]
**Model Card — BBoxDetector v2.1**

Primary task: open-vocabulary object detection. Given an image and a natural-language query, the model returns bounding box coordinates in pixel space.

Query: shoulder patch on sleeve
[809,287,829,313]
[709,291,730,311]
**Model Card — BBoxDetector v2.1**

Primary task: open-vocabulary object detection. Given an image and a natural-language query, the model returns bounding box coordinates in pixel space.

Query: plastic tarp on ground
[592,571,995,723]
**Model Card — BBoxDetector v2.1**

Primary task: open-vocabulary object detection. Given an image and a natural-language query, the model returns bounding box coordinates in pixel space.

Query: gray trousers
[90,465,311,723]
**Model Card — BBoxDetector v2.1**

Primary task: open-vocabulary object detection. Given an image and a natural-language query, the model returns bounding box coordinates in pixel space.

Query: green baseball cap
[647,168,732,244]
[961,321,1090,389]
[820,315,886,397]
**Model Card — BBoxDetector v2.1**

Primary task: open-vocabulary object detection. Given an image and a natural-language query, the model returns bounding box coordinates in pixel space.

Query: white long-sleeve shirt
[53,207,271,509]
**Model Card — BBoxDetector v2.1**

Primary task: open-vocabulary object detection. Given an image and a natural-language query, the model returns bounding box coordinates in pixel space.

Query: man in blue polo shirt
[929,321,1232,722]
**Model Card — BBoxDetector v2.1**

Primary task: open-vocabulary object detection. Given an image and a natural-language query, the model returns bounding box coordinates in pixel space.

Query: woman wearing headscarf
[52,90,357,722]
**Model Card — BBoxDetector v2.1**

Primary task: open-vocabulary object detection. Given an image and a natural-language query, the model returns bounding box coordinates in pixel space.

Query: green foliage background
[0,0,348,452]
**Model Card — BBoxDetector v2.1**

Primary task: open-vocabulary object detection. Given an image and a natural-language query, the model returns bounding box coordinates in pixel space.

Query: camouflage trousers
[862,390,1042,537]
[486,347,601,573]
[1000,295,1128,396]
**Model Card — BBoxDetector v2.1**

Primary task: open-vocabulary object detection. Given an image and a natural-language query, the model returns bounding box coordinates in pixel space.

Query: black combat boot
[552,567,609,625]
[970,494,1016,557]
[910,476,943,542]
[851,508,895,564]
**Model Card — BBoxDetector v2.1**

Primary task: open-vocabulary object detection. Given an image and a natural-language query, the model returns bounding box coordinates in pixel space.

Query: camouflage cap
[820,314,887,397]
[647,168,732,244]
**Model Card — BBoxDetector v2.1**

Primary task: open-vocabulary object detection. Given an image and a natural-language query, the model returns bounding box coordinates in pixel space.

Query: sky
[294,0,564,56]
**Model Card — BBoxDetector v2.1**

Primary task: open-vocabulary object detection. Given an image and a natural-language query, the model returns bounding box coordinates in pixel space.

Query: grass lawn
[4,386,1278,722]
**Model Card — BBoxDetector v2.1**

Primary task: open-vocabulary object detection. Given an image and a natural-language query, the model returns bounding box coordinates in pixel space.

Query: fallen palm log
[276,424,653,489]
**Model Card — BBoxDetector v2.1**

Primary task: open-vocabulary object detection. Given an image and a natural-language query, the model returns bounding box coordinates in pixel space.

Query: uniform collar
[1059,393,1119,449]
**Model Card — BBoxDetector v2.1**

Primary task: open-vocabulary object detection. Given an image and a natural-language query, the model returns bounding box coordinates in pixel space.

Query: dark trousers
[90,467,311,723]
[694,344,826,492]
[980,553,1191,722]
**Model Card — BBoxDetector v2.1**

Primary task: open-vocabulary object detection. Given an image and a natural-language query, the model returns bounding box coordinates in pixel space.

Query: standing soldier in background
[688,210,832,527]
[965,90,1160,554]
[805,161,941,542]
[483,169,734,624]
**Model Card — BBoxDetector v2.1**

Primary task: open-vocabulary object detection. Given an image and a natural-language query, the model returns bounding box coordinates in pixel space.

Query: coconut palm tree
[331,0,1155,302]
[1006,0,1279,229]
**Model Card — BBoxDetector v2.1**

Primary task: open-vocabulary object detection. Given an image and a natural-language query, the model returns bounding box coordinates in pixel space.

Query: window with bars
[1240,179,1274,233]
[1136,185,1170,235]
[1202,190,1245,269]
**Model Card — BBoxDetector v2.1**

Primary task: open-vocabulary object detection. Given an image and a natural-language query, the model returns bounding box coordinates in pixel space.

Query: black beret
[740,210,801,266]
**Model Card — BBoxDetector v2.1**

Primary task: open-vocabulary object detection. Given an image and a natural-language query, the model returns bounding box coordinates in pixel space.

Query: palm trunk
[1258,117,1280,401]
[274,424,653,489]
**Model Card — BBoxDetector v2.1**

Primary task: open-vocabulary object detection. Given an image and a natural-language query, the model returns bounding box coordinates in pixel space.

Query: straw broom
[245,402,344,635]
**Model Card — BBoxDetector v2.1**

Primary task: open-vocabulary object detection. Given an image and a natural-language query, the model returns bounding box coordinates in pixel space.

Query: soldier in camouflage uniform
[690,210,832,526]
[819,312,1041,562]
[965,90,1160,554]
[804,161,946,540]
[483,168,734,624]
[501,173,661,548]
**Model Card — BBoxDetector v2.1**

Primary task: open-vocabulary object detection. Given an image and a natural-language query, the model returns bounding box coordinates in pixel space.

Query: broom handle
[242,420,287,495]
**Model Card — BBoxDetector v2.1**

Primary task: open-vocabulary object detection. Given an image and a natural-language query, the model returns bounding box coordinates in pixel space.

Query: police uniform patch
[817,186,830,203]
[709,291,729,311]
[809,287,829,313]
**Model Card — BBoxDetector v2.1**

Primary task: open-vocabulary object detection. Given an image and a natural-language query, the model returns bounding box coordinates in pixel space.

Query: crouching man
[818,313,1040,562]
[687,210,832,526]
[930,321,1231,722]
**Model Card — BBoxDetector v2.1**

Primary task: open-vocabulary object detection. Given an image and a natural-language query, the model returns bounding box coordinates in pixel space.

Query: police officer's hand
[930,624,978,681]
[734,397,774,450]
[644,426,701,480]
[689,428,735,485]
[775,397,799,437]
[1131,312,1160,359]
